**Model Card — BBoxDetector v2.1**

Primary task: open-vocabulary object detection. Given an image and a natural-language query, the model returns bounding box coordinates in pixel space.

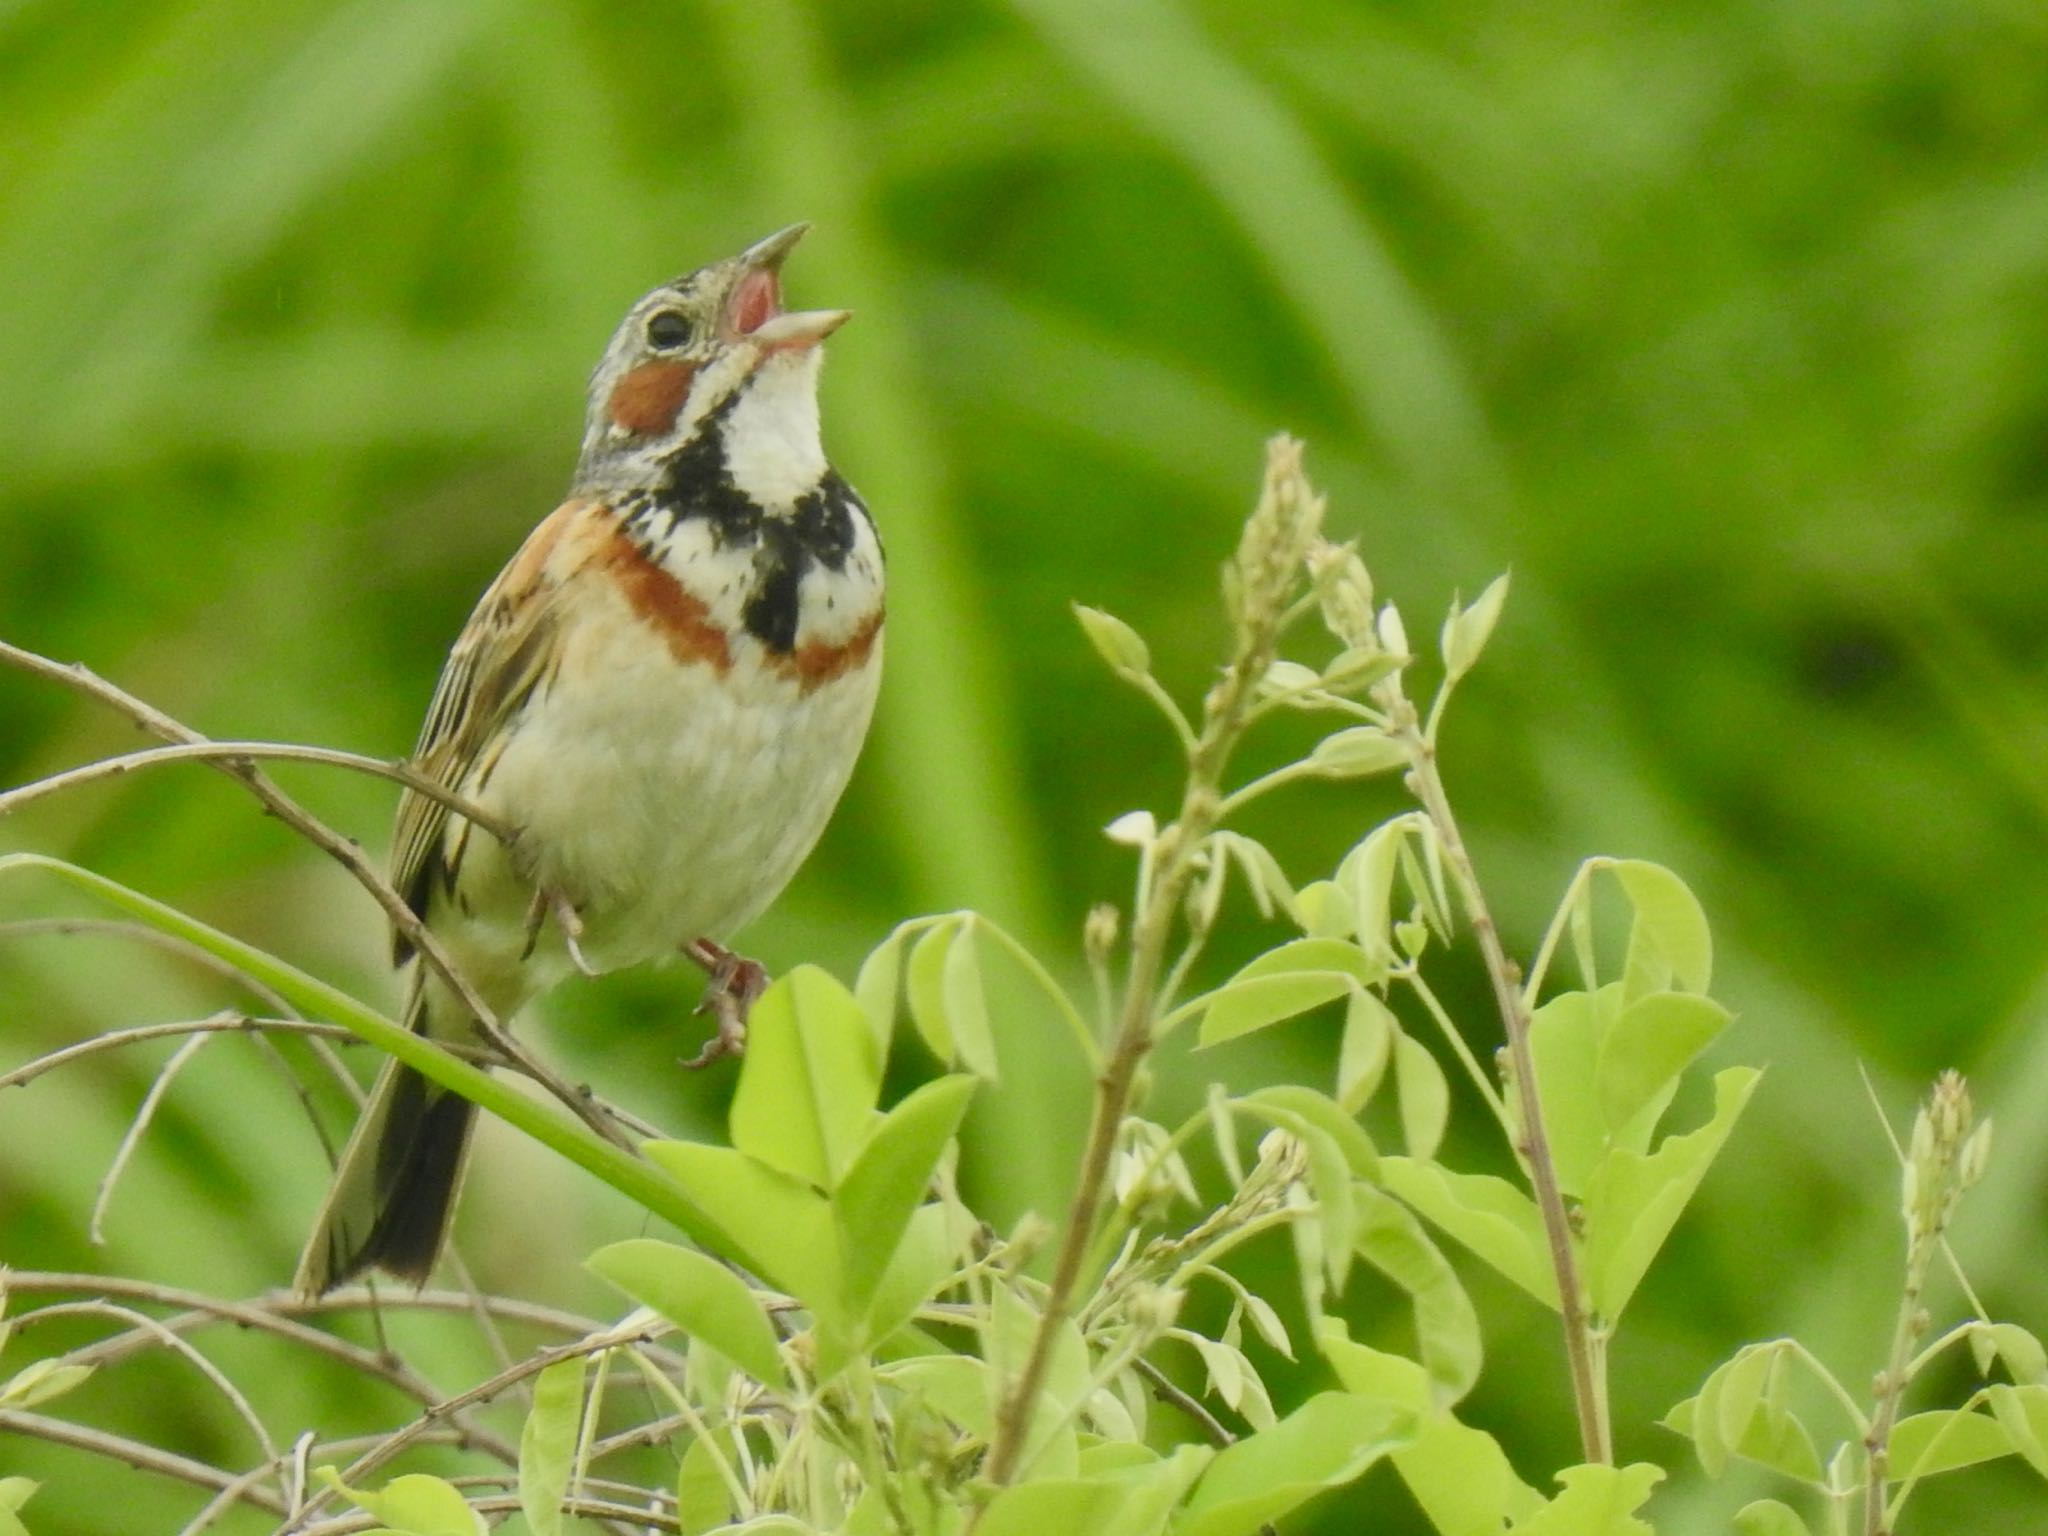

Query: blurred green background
[3,0,2046,1530]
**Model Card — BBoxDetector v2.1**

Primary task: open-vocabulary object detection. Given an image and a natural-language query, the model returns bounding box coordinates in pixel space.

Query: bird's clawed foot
[681,937,766,1069]
[523,887,599,976]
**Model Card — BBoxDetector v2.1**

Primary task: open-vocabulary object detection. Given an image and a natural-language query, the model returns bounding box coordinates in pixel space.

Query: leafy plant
[0,440,2037,1534]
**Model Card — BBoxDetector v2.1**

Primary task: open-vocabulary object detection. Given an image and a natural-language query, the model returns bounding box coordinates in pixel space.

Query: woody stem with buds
[978,440,1314,1499]
[1389,696,1612,1465]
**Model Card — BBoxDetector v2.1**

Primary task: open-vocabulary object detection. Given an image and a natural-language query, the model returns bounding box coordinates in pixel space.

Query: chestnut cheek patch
[608,360,696,436]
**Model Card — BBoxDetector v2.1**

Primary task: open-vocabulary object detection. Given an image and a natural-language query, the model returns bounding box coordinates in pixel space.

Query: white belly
[445,597,881,993]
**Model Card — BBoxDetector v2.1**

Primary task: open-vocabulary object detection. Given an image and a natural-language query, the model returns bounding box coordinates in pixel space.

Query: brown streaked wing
[388,499,606,963]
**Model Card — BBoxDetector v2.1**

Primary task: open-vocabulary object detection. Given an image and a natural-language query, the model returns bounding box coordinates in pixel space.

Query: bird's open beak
[727,223,850,351]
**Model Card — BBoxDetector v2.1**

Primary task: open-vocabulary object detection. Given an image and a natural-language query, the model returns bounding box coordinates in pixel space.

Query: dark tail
[294,1018,479,1297]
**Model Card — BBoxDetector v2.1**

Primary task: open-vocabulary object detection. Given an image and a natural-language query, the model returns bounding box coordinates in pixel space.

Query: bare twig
[0,638,630,1153]
[1131,1355,1234,1447]
[0,739,516,847]
[0,1407,289,1516]
[0,1013,351,1092]
[288,1493,683,1535]
[1394,701,1611,1464]
[90,1031,210,1244]
[284,1318,665,1529]
[23,1299,285,1499]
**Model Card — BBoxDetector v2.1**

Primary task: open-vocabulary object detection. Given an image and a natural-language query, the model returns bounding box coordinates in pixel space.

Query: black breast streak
[642,411,877,656]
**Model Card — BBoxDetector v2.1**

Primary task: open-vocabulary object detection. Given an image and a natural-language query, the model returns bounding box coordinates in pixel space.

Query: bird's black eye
[645,310,693,350]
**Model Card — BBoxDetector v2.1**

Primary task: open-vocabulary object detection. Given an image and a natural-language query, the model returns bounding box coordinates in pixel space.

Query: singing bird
[296,225,883,1295]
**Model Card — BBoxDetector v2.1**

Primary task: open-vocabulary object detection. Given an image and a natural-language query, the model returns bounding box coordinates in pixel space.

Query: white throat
[721,349,828,509]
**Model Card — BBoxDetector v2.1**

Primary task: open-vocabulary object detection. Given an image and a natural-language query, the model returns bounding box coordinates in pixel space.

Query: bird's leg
[523,886,599,976]
[681,937,766,1069]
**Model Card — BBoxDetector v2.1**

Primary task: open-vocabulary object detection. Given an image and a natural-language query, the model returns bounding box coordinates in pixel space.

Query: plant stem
[979,582,1281,1498]
[1393,703,1611,1465]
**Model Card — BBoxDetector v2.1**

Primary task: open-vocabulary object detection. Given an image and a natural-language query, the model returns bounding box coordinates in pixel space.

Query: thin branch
[1393,698,1610,1464]
[0,1013,351,1091]
[178,1429,475,1536]
[0,1407,288,1516]
[283,1319,664,1530]
[23,1299,284,1501]
[0,638,629,1153]
[90,1030,210,1244]
[0,739,516,847]
[288,1493,684,1536]
[1130,1355,1234,1447]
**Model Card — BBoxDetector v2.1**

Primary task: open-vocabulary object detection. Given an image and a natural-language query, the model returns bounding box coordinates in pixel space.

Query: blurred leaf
[1309,726,1408,778]
[588,1239,787,1390]
[730,965,882,1187]
[0,1477,34,1536]
[1596,992,1732,1146]
[1378,1158,1559,1308]
[942,916,1001,1079]
[1393,1029,1450,1160]
[1734,1502,1813,1536]
[1972,1323,2048,1386]
[1074,602,1152,678]
[1506,1463,1663,1535]
[0,1360,92,1410]
[1337,989,1396,1112]
[1353,1183,1482,1407]
[1986,1385,2048,1479]
[1193,938,1379,1045]
[1604,859,1713,1001]
[1584,1068,1760,1320]
[517,1355,587,1536]
[1890,1407,2017,1478]
[317,1470,480,1536]
[1442,573,1510,683]
[1171,1393,1412,1536]
[905,916,962,1066]
[880,1354,995,1439]
[642,1142,840,1324]
[863,1203,967,1350]
[834,1074,976,1311]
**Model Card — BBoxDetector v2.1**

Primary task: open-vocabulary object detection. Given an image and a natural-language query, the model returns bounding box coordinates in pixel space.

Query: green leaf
[862,1203,969,1351]
[730,965,882,1188]
[0,1479,33,1536]
[0,1360,93,1410]
[905,917,962,1065]
[1971,1322,2048,1386]
[1734,1501,1812,1536]
[1172,1393,1412,1536]
[1890,1407,2017,1478]
[1309,726,1408,778]
[1337,990,1395,1112]
[1294,879,1357,940]
[1987,1385,2048,1478]
[1527,989,1605,1197]
[1194,938,1379,1045]
[1393,1031,1449,1160]
[1319,1320,1430,1411]
[317,1470,482,1536]
[1442,573,1509,682]
[880,1353,996,1439]
[1605,859,1713,999]
[834,1075,976,1310]
[1596,992,1732,1145]
[1668,1342,1821,1483]
[1338,821,1409,972]
[1379,1157,1560,1308]
[677,1429,738,1534]
[1506,1463,1663,1535]
[588,1239,788,1390]
[1584,1067,1760,1320]
[642,1141,841,1322]
[980,1447,1212,1536]
[1353,1184,1481,1407]
[1395,1416,1546,1536]
[853,925,910,1060]
[517,1355,587,1536]
[942,916,1000,1079]
[1075,602,1152,677]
